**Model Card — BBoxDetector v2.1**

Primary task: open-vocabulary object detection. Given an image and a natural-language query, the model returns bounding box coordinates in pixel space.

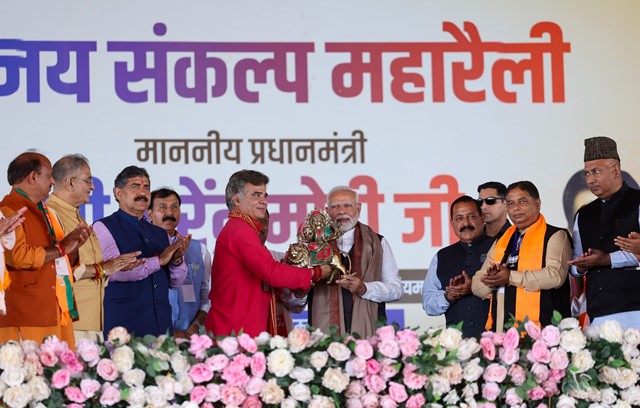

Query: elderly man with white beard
[306,186,403,338]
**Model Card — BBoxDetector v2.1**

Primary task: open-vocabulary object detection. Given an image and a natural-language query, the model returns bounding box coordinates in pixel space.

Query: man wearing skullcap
[568,136,640,328]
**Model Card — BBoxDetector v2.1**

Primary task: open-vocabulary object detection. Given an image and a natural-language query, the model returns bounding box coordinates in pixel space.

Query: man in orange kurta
[0,152,91,347]
[204,169,332,338]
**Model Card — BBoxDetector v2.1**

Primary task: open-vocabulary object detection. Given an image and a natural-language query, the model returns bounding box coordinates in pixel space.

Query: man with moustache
[47,154,142,341]
[472,181,572,332]
[477,181,511,240]
[568,137,640,328]
[148,188,211,339]
[93,166,188,337]
[0,151,91,346]
[205,169,333,338]
[422,195,493,337]
[307,186,403,338]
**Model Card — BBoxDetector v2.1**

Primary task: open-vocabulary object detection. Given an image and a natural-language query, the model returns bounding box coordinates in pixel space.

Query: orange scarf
[486,214,546,330]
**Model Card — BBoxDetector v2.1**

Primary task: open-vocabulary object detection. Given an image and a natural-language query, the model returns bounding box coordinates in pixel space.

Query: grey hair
[224,169,269,210]
[52,154,90,184]
[326,185,359,205]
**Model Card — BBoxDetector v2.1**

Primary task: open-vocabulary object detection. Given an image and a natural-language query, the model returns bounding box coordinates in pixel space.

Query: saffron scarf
[486,214,547,330]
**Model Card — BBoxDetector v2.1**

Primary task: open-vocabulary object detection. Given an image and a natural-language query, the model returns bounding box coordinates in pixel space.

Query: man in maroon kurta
[204,170,330,338]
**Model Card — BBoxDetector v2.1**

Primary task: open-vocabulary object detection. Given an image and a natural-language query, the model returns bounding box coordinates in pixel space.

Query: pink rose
[402,365,427,390]
[549,349,569,370]
[502,327,520,350]
[388,382,408,403]
[40,349,59,367]
[527,340,551,363]
[531,362,549,382]
[206,353,230,372]
[99,384,121,406]
[505,387,523,406]
[540,325,560,347]
[233,353,252,368]
[237,333,258,354]
[206,383,221,402]
[525,320,541,339]
[354,340,374,360]
[250,352,266,378]
[345,380,366,398]
[220,385,247,406]
[218,337,240,356]
[395,329,420,357]
[96,358,119,381]
[491,332,505,346]
[51,368,71,389]
[482,382,501,401]
[380,395,398,408]
[75,339,101,366]
[190,363,214,383]
[480,336,496,360]
[68,404,83,408]
[287,328,311,352]
[190,385,208,404]
[60,349,78,365]
[548,369,566,382]
[366,358,380,375]
[406,394,426,408]
[542,379,559,397]
[361,392,379,408]
[65,386,88,403]
[508,364,527,386]
[80,378,101,398]
[346,357,368,378]
[243,376,265,395]
[243,395,262,408]
[498,347,519,365]
[222,360,250,386]
[380,359,400,380]
[363,374,386,394]
[189,334,214,359]
[482,363,507,383]
[376,326,396,341]
[202,404,215,408]
[378,340,400,359]
[528,385,546,400]
[347,398,363,408]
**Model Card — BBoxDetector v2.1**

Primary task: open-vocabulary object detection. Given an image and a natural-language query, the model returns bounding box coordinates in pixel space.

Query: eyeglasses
[72,176,94,186]
[476,197,504,205]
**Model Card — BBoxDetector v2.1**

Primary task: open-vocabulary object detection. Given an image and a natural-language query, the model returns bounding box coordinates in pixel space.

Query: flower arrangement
[0,314,639,407]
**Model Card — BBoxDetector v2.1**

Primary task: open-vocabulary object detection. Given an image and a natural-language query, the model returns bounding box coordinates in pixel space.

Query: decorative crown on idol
[284,208,351,283]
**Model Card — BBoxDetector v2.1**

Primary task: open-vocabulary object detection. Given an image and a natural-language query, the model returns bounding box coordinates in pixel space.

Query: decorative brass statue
[284,208,351,283]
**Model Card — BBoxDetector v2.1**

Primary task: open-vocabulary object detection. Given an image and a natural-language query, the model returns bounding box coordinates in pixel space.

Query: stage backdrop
[1,1,639,331]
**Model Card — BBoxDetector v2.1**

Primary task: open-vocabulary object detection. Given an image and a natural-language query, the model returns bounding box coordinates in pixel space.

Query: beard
[336,215,358,232]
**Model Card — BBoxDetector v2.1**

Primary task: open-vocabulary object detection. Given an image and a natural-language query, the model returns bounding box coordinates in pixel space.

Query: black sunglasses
[476,197,504,205]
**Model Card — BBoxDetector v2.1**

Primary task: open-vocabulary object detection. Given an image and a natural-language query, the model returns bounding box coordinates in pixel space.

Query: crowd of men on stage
[0,135,638,347]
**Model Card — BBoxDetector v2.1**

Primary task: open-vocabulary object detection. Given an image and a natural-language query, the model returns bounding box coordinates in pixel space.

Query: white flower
[255,331,271,346]
[289,367,315,383]
[107,326,131,345]
[3,384,31,408]
[615,368,638,389]
[584,325,601,341]
[260,378,285,405]
[27,376,50,402]
[429,374,451,397]
[308,394,336,408]
[438,327,462,350]
[134,342,150,356]
[309,351,329,371]
[622,343,640,360]
[112,345,135,373]
[156,375,180,400]
[269,335,288,349]
[599,320,624,343]
[0,368,25,387]
[624,328,640,346]
[289,381,311,402]
[456,338,480,361]
[327,342,351,361]
[558,317,580,331]
[443,389,460,405]
[556,394,577,408]
[620,385,640,405]
[322,367,350,393]
[123,368,146,387]
[572,349,595,373]
[461,382,479,403]
[0,343,24,370]
[176,373,194,395]
[145,385,167,406]
[170,351,191,374]
[599,366,619,384]
[560,329,587,353]
[600,387,618,405]
[462,358,484,382]
[267,348,295,377]
[126,386,146,407]
[149,348,171,362]
[281,397,299,408]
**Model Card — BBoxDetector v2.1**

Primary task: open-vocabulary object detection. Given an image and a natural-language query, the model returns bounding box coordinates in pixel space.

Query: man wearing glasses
[48,155,142,341]
[568,137,640,328]
[477,181,511,240]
